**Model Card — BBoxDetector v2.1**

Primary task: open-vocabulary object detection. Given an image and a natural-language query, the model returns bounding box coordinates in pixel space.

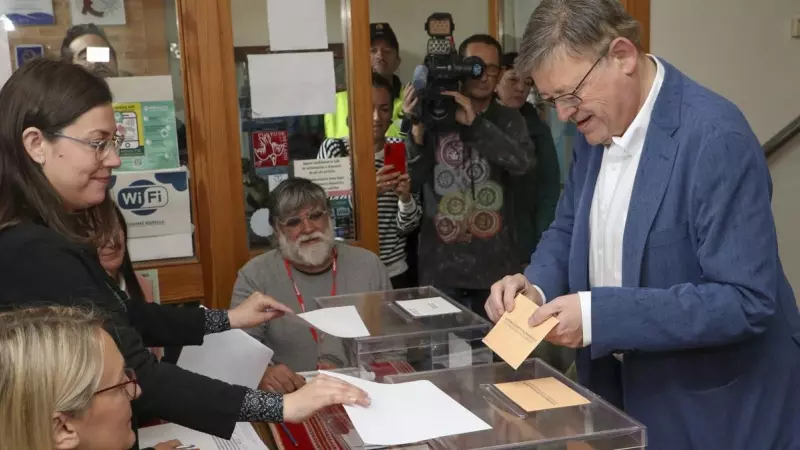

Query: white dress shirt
[533,56,665,347]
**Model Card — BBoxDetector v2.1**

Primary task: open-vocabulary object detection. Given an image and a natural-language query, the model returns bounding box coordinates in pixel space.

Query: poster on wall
[293,157,352,196]
[252,130,289,168]
[70,0,126,26]
[3,0,55,25]
[107,76,181,172]
[14,45,43,68]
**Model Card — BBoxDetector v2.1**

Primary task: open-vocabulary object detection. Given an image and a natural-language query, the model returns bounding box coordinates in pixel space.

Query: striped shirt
[318,137,422,277]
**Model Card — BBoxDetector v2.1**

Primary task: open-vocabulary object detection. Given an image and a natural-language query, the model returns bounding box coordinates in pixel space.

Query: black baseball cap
[370,23,399,51]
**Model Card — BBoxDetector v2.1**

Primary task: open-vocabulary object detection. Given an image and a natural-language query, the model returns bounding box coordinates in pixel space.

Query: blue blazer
[525,58,800,450]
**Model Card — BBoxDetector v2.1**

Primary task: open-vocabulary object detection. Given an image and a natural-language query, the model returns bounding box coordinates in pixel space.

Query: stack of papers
[320,370,491,446]
[139,422,266,450]
[396,297,462,317]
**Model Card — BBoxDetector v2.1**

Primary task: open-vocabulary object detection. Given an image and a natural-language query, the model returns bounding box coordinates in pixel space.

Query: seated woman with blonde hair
[0,306,149,450]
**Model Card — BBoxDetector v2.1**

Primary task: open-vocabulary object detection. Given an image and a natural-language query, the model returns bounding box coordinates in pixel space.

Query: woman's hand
[394,174,412,203]
[228,292,294,329]
[282,374,370,423]
[259,364,306,394]
[376,165,401,195]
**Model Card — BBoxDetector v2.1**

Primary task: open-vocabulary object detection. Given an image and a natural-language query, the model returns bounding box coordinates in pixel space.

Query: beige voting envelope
[494,377,590,412]
[482,294,559,369]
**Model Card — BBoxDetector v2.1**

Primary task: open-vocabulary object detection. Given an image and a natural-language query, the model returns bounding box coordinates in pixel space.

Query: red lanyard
[283,252,337,343]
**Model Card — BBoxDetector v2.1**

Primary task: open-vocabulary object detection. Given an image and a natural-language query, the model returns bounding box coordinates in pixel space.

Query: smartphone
[384,142,407,174]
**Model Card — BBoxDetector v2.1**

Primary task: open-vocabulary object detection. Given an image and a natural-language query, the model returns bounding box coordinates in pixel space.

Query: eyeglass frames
[49,132,125,160]
[542,48,608,109]
[94,368,138,400]
[279,209,329,230]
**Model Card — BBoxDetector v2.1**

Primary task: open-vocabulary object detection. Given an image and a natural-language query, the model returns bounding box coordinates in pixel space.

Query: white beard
[278,228,335,267]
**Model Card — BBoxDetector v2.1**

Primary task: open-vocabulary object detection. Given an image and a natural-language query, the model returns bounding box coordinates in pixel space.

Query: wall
[768,136,800,305]
[230,0,489,82]
[652,0,800,298]
[651,0,800,142]
[6,0,169,75]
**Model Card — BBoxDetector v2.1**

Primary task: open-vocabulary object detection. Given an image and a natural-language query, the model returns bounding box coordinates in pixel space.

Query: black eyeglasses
[542,49,608,109]
[50,132,124,160]
[94,368,137,400]
[279,209,329,230]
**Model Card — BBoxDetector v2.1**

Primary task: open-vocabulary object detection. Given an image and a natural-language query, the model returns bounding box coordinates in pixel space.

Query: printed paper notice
[0,23,12,89]
[294,157,351,196]
[494,377,590,412]
[248,52,336,118]
[396,297,462,317]
[267,0,328,51]
[482,294,559,369]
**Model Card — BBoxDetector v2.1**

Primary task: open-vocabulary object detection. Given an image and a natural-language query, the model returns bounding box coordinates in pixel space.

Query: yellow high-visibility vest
[324,90,404,138]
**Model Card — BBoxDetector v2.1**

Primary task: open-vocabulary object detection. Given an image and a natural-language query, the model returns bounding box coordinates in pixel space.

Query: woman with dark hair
[0,59,369,448]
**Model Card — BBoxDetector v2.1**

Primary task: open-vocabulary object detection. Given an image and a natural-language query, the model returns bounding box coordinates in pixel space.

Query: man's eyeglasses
[94,368,137,400]
[279,209,329,230]
[542,49,608,109]
[50,132,124,160]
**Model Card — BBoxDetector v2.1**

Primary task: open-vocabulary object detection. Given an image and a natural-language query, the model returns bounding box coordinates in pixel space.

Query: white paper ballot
[177,329,273,389]
[396,297,463,317]
[139,422,267,450]
[247,52,336,118]
[267,0,328,51]
[319,371,492,446]
[297,305,370,338]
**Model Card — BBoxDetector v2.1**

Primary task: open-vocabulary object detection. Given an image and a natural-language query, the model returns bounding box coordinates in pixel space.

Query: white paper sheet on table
[247,52,336,118]
[267,0,328,51]
[297,305,370,338]
[319,370,492,446]
[177,329,273,389]
[396,297,463,317]
[139,422,266,450]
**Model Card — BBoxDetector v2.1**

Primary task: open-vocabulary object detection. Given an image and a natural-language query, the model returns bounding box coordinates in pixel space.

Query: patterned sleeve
[397,192,422,234]
[204,309,231,334]
[238,389,284,423]
[317,137,346,159]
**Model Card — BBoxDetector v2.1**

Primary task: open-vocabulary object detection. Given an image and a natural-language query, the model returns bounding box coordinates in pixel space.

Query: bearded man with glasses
[230,178,391,394]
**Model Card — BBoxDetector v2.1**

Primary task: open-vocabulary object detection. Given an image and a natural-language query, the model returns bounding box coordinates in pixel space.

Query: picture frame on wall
[70,0,126,26]
[14,44,44,69]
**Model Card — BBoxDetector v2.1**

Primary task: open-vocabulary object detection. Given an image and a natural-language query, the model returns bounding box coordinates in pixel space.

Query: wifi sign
[117,180,169,216]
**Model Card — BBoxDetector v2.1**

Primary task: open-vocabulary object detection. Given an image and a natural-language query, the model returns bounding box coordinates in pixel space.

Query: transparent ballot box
[335,358,646,450]
[312,286,493,378]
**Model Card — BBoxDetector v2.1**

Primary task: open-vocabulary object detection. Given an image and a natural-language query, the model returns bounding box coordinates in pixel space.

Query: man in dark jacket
[405,35,535,318]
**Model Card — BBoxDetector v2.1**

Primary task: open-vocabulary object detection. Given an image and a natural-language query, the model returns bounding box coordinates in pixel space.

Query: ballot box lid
[381,358,646,450]
[313,286,491,342]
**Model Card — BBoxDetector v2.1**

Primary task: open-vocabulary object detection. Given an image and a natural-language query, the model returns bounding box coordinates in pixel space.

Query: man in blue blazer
[486,1,800,449]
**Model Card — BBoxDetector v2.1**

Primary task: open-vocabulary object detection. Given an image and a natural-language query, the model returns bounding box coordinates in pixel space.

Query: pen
[175,446,196,449]
[280,423,299,447]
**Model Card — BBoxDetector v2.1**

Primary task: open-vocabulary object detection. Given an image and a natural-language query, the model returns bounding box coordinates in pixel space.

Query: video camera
[411,13,486,132]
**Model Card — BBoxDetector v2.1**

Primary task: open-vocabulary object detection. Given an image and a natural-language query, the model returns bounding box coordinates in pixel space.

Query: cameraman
[404,34,535,318]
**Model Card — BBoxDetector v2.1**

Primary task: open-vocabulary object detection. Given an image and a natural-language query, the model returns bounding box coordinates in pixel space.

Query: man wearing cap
[324,23,405,139]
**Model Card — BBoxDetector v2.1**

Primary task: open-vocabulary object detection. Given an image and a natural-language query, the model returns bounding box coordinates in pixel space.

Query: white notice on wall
[247,52,336,118]
[293,157,352,196]
[267,0,328,51]
[0,22,12,89]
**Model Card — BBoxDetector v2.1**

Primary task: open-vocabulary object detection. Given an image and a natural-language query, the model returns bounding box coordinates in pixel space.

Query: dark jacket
[407,101,536,289]
[0,222,247,448]
[512,102,561,266]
